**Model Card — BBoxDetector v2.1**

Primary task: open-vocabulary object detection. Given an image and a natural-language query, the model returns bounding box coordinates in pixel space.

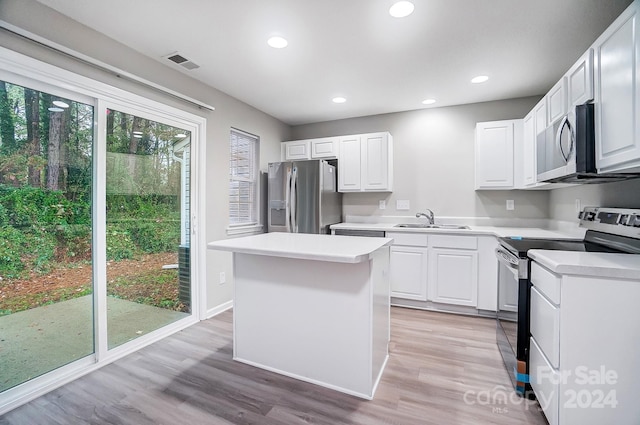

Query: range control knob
[632,215,640,228]
[619,214,630,226]
[586,212,597,221]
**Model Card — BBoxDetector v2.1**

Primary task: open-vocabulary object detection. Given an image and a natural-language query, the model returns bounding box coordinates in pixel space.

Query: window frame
[227,128,262,235]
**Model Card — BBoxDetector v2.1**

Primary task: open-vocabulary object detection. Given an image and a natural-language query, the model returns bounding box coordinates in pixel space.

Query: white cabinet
[534,97,547,135]
[476,236,498,311]
[338,132,393,192]
[281,140,311,160]
[529,260,640,425]
[521,111,537,187]
[281,138,339,160]
[475,120,521,190]
[310,137,338,159]
[567,48,594,108]
[338,134,362,191]
[387,232,428,301]
[428,235,478,307]
[593,1,640,173]
[546,78,567,124]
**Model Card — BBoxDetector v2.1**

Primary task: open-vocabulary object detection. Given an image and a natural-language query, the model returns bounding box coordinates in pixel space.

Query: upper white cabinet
[281,140,311,160]
[593,1,640,173]
[281,137,339,160]
[522,111,537,187]
[475,120,521,190]
[546,78,568,124]
[534,97,547,135]
[338,132,393,192]
[310,137,338,159]
[567,48,594,108]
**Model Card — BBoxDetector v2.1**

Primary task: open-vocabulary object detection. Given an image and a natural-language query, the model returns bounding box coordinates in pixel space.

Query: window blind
[229,129,259,225]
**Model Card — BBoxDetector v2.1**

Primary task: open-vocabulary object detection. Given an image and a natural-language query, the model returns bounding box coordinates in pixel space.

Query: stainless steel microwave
[536,103,638,184]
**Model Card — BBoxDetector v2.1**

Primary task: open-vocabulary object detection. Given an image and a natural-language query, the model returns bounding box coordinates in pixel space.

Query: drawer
[531,262,561,305]
[530,286,560,368]
[385,232,428,247]
[530,337,559,425]
[430,235,477,250]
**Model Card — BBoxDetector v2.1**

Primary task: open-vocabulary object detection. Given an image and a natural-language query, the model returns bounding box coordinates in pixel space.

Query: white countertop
[207,232,392,264]
[529,250,640,280]
[330,222,580,240]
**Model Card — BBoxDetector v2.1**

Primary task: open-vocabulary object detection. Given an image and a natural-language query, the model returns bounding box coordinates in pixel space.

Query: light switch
[396,200,410,210]
[506,200,515,211]
[379,200,386,210]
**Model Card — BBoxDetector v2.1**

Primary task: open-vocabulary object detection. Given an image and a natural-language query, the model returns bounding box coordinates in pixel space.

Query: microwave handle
[556,115,574,163]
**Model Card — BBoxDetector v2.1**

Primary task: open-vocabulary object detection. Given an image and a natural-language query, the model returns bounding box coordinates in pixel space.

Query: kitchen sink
[394,224,470,229]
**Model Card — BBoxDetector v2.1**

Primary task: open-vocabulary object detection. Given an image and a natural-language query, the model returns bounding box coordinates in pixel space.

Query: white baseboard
[206,300,233,319]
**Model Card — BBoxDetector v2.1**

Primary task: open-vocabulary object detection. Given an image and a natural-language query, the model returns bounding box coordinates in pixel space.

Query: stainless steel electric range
[495,207,640,397]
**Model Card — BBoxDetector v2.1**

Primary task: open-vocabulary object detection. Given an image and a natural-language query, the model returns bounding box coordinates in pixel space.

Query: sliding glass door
[104,108,191,349]
[0,79,94,392]
[0,50,203,408]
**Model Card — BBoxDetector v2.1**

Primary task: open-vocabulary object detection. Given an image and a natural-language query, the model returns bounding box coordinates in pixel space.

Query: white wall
[549,179,640,221]
[291,97,549,220]
[0,0,291,313]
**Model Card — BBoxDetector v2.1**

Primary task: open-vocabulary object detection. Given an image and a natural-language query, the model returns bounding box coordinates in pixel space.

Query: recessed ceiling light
[267,36,288,49]
[471,75,489,84]
[422,99,436,105]
[48,107,64,112]
[132,131,143,135]
[175,133,187,138]
[389,1,414,18]
[332,97,347,104]
[52,100,69,108]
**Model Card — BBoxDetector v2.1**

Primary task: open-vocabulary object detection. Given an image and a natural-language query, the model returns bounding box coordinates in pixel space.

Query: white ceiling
[37,0,633,125]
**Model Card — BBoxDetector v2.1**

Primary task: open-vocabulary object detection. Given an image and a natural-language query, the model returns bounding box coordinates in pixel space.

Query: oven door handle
[495,247,528,279]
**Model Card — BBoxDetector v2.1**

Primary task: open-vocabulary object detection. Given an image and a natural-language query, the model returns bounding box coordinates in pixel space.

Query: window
[229,128,259,229]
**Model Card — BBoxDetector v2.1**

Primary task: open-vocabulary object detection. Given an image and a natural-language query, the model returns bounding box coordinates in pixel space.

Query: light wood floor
[0,307,548,425]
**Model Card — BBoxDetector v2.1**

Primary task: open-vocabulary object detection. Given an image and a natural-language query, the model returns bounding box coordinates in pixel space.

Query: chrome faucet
[416,209,435,224]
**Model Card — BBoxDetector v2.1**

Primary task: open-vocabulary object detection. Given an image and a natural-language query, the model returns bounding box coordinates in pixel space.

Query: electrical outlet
[396,200,410,210]
[219,272,226,284]
[575,199,581,213]
[506,200,515,211]
[379,200,386,210]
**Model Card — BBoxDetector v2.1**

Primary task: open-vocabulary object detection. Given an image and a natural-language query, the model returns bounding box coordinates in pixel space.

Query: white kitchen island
[207,232,392,399]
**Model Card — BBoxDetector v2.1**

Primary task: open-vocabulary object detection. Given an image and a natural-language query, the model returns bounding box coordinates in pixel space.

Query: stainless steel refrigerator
[267,159,342,234]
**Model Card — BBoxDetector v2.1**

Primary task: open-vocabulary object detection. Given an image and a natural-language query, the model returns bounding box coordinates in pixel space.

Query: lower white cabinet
[529,261,640,425]
[428,235,478,307]
[476,236,499,311]
[389,246,428,301]
[387,232,428,301]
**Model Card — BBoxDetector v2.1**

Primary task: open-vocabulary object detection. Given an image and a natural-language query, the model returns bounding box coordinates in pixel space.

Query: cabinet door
[476,236,498,312]
[311,137,338,159]
[475,121,515,189]
[389,246,428,301]
[547,78,567,124]
[567,49,594,108]
[361,132,391,191]
[428,248,478,307]
[534,98,547,136]
[338,135,361,191]
[282,141,311,160]
[594,2,640,173]
[522,111,536,187]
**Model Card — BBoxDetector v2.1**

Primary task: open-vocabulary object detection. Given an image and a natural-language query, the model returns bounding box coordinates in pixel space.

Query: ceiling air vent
[163,52,200,70]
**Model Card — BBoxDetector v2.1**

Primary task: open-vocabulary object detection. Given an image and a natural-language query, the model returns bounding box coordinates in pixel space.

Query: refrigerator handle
[291,166,298,232]
[285,167,292,232]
